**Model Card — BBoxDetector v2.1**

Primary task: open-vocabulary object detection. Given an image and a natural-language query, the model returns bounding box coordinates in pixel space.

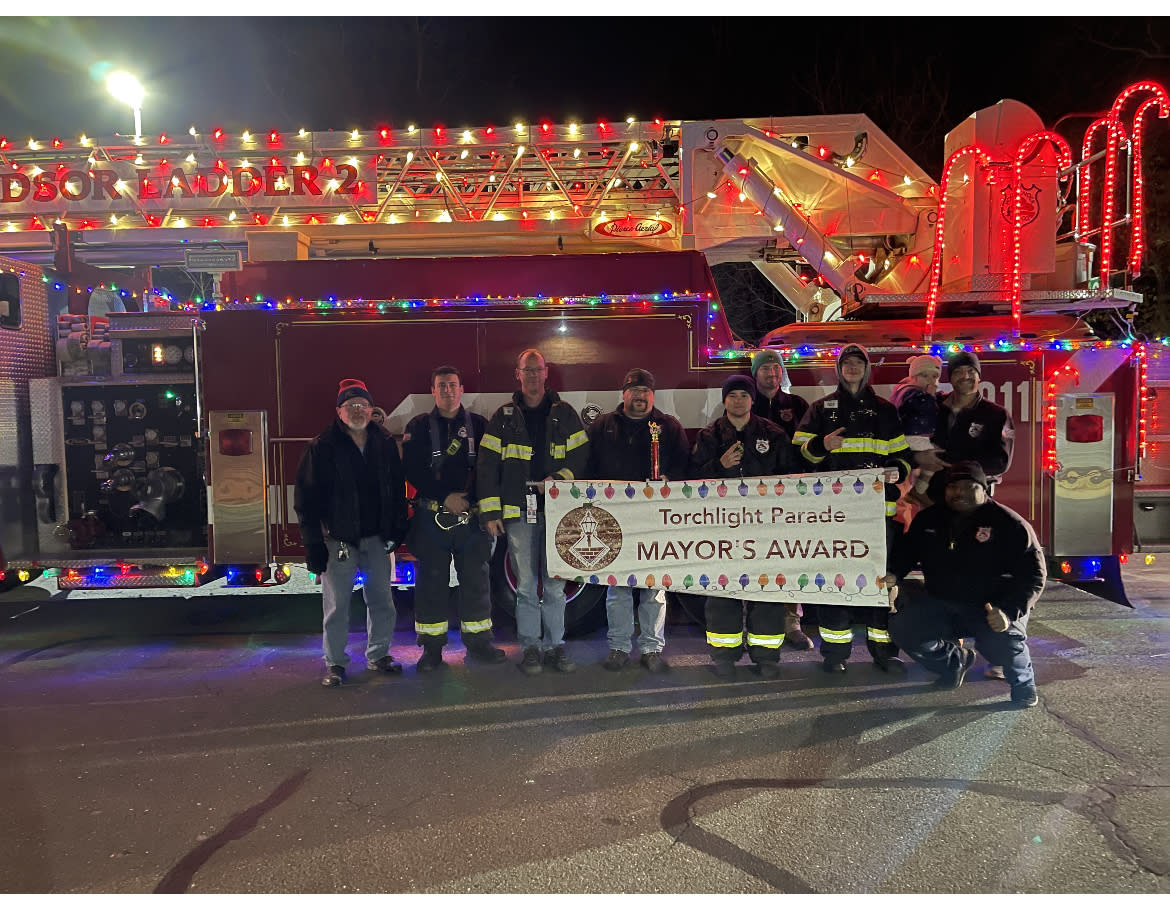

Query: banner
[545,469,890,607]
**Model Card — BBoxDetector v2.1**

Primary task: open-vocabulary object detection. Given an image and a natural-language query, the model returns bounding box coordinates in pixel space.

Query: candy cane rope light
[1010,131,1071,336]
[922,144,995,342]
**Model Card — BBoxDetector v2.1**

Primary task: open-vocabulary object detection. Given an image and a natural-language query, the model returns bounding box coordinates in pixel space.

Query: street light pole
[106,71,145,140]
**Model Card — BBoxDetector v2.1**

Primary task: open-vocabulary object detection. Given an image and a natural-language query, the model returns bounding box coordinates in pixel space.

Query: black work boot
[416,641,448,673]
[465,638,507,664]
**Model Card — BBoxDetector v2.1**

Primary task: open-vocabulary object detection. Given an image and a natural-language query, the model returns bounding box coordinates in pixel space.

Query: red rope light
[1043,363,1079,473]
[923,144,995,341]
[1010,131,1071,336]
[1128,95,1170,275]
[1099,81,1168,286]
[1077,117,1109,240]
[1137,346,1149,460]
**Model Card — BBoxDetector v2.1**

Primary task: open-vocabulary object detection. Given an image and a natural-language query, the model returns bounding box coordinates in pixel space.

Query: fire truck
[0,80,1166,625]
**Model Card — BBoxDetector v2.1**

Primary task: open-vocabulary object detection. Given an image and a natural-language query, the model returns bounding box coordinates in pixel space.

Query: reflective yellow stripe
[479,497,502,513]
[502,443,533,460]
[839,437,881,454]
[800,442,826,464]
[792,431,816,445]
[550,443,566,459]
[885,501,898,516]
[554,468,575,480]
[503,504,522,519]
[746,633,784,648]
[415,620,448,636]
[819,627,853,644]
[706,631,744,647]
[867,627,892,643]
[887,435,910,453]
[481,433,503,454]
[461,618,492,633]
[565,430,588,451]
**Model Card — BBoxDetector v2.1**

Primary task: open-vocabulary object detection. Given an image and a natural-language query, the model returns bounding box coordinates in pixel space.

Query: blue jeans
[888,584,1035,688]
[506,514,566,651]
[321,535,397,667]
[606,586,666,654]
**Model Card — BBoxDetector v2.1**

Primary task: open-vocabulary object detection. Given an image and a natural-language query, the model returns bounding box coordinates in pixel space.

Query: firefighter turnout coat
[476,389,589,525]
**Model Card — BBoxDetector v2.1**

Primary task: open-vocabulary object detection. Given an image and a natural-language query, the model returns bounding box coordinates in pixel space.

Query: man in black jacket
[690,375,797,679]
[403,366,506,673]
[587,368,691,674]
[750,349,814,651]
[294,378,409,687]
[885,462,1046,707]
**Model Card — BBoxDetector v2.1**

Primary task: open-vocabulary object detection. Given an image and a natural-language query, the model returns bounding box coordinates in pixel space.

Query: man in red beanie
[295,378,409,687]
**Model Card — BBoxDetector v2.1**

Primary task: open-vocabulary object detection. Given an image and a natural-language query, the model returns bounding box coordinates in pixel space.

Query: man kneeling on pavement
[884,461,1046,707]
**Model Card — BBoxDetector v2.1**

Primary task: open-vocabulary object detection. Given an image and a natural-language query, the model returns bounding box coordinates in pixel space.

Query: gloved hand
[984,603,1010,632]
[306,543,329,575]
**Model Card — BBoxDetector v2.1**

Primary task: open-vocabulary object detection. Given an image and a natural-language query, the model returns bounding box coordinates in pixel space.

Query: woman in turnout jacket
[791,344,913,672]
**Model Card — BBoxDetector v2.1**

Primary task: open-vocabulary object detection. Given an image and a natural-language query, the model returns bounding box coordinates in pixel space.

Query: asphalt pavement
[0,561,1167,893]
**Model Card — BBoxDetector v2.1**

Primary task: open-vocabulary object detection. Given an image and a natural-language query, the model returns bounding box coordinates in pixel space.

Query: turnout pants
[812,604,897,664]
[408,510,495,649]
[813,516,901,664]
[888,585,1035,688]
[705,597,785,663]
[321,535,396,668]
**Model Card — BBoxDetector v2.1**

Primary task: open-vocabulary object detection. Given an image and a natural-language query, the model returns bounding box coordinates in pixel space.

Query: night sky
[1,16,1167,176]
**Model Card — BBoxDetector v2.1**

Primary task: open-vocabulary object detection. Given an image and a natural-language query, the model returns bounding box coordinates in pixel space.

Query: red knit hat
[337,378,373,407]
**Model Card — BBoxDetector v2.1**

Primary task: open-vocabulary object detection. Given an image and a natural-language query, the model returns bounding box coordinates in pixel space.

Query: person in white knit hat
[889,355,944,507]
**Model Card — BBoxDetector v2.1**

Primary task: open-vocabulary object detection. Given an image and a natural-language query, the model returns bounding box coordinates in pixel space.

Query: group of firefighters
[293,344,1045,708]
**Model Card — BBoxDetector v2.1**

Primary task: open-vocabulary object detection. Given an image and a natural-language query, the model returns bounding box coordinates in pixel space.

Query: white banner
[545,469,890,607]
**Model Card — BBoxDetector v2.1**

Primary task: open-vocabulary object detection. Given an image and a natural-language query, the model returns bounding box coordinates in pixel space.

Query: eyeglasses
[343,402,371,412]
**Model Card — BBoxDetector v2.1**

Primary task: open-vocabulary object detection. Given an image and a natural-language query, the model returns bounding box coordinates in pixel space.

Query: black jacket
[753,390,810,442]
[294,419,408,548]
[932,393,1014,480]
[586,404,691,481]
[888,498,1046,620]
[402,406,489,503]
[689,414,797,478]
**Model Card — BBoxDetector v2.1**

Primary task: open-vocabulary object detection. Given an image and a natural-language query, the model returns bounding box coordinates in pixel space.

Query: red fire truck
[0,81,1165,623]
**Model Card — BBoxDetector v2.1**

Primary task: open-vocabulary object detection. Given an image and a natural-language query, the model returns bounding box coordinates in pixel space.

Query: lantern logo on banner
[553,503,622,570]
[1000,182,1040,226]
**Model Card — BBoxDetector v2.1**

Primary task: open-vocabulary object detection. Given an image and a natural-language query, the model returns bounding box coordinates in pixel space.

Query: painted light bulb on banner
[548,484,559,499]
[604,485,615,499]
[813,479,824,495]
[832,478,843,494]
[738,482,749,497]
[585,484,596,499]
[853,478,865,494]
[625,484,637,499]
[814,573,826,588]
[774,480,785,495]
[797,479,808,495]
[757,480,768,496]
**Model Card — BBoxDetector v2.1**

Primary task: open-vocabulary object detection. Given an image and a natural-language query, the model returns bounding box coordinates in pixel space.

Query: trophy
[649,422,661,480]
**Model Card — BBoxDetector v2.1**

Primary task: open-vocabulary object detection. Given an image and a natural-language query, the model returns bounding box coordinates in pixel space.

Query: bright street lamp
[106,71,144,140]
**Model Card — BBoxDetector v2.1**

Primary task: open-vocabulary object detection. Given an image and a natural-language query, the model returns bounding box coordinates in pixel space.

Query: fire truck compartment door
[208,410,269,564]
[1052,393,1114,557]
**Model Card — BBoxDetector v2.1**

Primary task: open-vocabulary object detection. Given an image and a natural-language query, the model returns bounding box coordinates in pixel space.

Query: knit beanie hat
[947,351,981,375]
[908,354,943,379]
[945,460,989,490]
[722,374,758,402]
[622,368,656,392]
[337,378,374,407]
[750,349,783,379]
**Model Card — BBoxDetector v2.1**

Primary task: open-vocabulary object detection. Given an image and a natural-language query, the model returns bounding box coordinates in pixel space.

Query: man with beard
[587,368,690,674]
[885,462,1045,707]
[750,349,814,651]
[295,378,409,687]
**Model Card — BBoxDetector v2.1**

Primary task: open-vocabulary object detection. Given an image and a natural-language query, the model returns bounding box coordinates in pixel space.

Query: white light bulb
[738,192,746,202]
[462,130,471,140]
[460,149,468,159]
[627,116,635,124]
[189,126,197,136]
[298,128,307,137]
[706,191,717,199]
[408,125,416,133]
[282,215,290,226]
[904,175,912,185]
[573,148,580,159]
[406,151,414,163]
[80,134,90,146]
[630,142,639,152]
[228,210,237,222]
[351,130,360,140]
[569,123,578,135]
[773,223,784,232]
[185,154,196,163]
[336,213,348,224]
[296,152,306,164]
